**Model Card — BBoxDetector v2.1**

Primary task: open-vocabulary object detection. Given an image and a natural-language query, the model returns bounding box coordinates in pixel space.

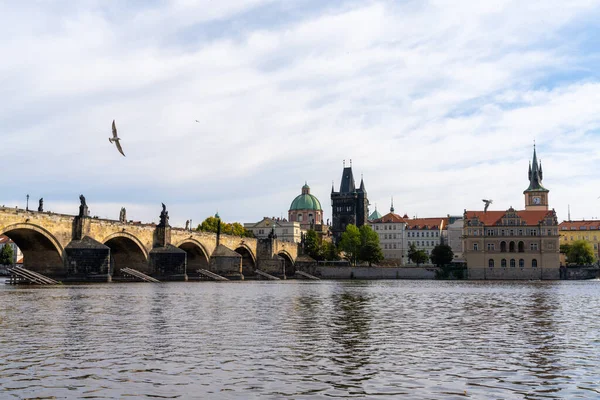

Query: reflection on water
[1,280,599,399]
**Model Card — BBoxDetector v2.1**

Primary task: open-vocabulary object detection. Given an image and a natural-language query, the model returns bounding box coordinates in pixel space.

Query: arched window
[518,241,525,253]
[509,241,516,252]
[510,259,516,268]
[519,259,524,268]
[489,259,494,268]
[500,241,507,252]
[501,259,507,268]
[532,259,538,268]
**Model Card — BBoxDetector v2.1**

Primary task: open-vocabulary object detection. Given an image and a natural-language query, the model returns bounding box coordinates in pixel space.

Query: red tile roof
[0,235,12,245]
[465,210,555,226]
[406,217,448,230]
[371,213,408,223]
[559,220,600,231]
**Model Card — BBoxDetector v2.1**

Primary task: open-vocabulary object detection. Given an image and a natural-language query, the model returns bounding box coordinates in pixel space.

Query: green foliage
[430,244,454,267]
[435,265,466,280]
[304,229,323,260]
[322,241,340,261]
[566,240,595,265]
[340,224,361,266]
[359,225,384,266]
[408,243,429,266]
[559,243,571,254]
[0,245,14,266]
[198,216,253,237]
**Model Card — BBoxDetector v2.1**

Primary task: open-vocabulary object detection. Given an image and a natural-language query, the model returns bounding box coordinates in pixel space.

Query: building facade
[244,218,303,243]
[559,220,600,261]
[331,162,369,244]
[446,215,464,263]
[288,183,323,230]
[370,204,408,263]
[405,217,447,264]
[463,146,560,279]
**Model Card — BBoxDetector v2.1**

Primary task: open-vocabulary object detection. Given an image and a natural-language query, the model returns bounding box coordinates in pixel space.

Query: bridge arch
[277,250,295,277]
[235,244,256,277]
[0,223,65,276]
[175,238,210,275]
[102,232,149,276]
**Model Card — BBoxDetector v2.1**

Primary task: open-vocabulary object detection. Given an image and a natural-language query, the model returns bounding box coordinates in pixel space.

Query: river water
[1,280,599,399]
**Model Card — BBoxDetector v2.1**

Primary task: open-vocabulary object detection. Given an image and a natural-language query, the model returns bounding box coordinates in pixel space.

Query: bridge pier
[256,238,287,279]
[209,245,243,280]
[149,245,187,281]
[64,236,111,282]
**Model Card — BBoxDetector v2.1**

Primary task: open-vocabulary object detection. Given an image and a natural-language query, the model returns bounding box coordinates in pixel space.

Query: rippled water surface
[1,280,599,399]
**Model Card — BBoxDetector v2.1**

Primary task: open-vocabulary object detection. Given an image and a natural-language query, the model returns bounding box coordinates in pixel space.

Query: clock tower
[524,144,549,211]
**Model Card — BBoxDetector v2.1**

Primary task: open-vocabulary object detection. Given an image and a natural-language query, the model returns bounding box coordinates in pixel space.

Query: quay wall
[315,266,438,280]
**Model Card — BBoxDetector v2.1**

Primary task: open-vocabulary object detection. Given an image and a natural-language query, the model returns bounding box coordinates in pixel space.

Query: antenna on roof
[568,204,571,222]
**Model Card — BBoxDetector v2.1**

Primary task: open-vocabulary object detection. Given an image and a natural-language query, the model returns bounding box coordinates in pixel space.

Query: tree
[430,244,454,267]
[559,243,571,254]
[566,240,595,265]
[408,243,429,266]
[359,225,383,266]
[322,241,340,261]
[340,224,361,266]
[304,229,323,260]
[198,216,252,237]
[0,245,14,266]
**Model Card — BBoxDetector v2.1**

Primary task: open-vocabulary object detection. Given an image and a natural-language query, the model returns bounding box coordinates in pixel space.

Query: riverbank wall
[313,266,438,280]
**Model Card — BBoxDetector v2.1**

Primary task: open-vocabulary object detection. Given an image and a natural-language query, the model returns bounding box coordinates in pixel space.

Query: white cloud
[1,0,600,226]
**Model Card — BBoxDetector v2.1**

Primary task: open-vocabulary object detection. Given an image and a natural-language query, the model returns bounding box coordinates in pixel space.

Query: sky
[2,0,600,227]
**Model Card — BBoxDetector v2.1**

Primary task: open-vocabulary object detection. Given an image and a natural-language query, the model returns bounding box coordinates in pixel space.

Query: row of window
[408,241,436,247]
[562,235,599,241]
[469,228,558,236]
[409,231,439,238]
[474,242,538,251]
[489,259,537,268]
[374,225,399,231]
[381,233,399,240]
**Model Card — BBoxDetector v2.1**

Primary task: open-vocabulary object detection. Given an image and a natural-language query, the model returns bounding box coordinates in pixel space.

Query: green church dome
[289,183,322,211]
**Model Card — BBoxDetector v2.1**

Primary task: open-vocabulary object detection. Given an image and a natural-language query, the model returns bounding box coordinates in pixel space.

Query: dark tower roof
[525,144,548,192]
[339,167,356,193]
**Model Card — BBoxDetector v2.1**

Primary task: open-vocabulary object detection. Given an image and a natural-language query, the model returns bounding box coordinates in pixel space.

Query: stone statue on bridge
[79,194,89,217]
[159,203,169,226]
[38,198,43,212]
[119,207,127,223]
[185,220,190,230]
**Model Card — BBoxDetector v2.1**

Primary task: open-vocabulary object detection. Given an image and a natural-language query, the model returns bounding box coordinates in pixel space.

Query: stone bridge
[0,206,299,281]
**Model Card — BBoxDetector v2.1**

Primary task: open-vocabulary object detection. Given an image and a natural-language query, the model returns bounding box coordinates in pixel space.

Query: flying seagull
[482,199,493,212]
[195,120,200,123]
[109,120,125,157]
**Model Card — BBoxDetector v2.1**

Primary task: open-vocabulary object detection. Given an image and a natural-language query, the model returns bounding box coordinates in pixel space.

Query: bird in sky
[109,120,125,157]
[195,120,200,123]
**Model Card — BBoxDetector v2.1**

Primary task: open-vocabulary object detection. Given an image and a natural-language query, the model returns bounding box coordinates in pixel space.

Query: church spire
[390,196,395,213]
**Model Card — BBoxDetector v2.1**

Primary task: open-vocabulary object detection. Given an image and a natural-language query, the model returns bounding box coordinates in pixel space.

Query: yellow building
[558,220,600,262]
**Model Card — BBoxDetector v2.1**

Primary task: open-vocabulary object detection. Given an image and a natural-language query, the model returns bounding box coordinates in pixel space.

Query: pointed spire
[331,180,334,193]
[359,173,366,192]
[390,196,395,213]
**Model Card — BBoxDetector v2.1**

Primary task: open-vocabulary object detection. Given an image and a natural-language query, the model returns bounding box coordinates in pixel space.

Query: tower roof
[525,144,548,193]
[339,166,356,193]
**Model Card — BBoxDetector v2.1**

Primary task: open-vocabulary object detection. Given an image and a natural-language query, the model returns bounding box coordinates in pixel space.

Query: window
[509,241,516,252]
[474,243,479,251]
[518,229,523,236]
[298,214,303,222]
[510,230,514,236]
[489,259,494,268]
[518,241,524,253]
[519,259,524,268]
[501,259,507,268]
[500,241,507,252]
[393,244,397,249]
[532,259,538,268]
[510,259,516,268]
[487,229,494,236]
[487,243,495,251]
[375,226,379,230]
[531,243,538,251]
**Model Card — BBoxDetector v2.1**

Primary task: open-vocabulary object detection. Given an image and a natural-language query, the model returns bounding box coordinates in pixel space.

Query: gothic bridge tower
[331,161,369,244]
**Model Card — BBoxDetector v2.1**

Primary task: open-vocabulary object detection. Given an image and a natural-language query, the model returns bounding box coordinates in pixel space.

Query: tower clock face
[533,196,541,205]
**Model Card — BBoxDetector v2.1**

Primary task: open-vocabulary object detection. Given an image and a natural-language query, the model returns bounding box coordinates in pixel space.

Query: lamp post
[26,194,29,211]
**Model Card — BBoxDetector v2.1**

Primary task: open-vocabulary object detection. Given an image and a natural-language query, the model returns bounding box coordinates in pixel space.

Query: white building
[0,235,23,265]
[370,205,408,264]
[405,217,448,264]
[244,218,303,243]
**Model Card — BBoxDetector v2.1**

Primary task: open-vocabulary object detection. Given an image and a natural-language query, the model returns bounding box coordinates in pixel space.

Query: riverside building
[463,146,560,279]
